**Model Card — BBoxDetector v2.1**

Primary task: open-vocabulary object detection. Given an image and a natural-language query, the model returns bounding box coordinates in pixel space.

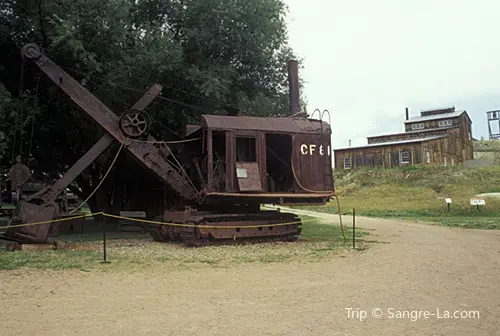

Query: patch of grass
[300,215,367,241]
[478,187,500,194]
[0,250,100,271]
[301,215,344,240]
[384,215,500,230]
[474,139,500,151]
[294,165,500,229]
[0,215,365,271]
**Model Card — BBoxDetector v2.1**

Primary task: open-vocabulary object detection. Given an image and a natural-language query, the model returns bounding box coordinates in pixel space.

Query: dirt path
[1,209,500,336]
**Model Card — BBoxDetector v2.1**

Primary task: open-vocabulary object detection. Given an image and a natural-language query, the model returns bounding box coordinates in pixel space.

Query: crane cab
[184,114,335,206]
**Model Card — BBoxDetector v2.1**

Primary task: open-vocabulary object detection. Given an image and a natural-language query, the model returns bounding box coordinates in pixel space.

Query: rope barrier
[0,211,335,230]
[103,213,311,229]
[0,212,101,229]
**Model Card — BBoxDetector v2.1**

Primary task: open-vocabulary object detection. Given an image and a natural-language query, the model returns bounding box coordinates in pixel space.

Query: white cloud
[285,0,500,147]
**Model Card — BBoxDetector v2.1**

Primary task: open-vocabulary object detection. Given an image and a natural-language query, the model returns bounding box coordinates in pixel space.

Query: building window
[400,150,410,164]
[344,157,352,169]
[438,119,453,127]
[425,151,430,163]
[411,123,424,131]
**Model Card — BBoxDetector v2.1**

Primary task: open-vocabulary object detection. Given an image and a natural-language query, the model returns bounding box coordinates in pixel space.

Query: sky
[284,0,500,149]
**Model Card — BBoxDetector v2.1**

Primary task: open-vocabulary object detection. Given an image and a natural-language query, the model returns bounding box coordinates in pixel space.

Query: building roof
[366,126,456,139]
[200,114,331,134]
[404,110,471,123]
[333,135,446,151]
[420,106,455,113]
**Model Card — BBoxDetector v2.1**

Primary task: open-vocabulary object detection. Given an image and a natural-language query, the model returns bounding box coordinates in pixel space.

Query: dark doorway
[265,134,293,192]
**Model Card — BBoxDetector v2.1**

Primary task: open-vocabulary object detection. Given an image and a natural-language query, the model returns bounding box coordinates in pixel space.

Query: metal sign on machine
[300,144,331,156]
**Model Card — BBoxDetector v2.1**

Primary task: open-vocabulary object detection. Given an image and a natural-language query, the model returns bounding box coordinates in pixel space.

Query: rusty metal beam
[33,134,115,202]
[131,84,163,110]
[0,135,116,244]
[21,43,198,201]
[25,85,165,203]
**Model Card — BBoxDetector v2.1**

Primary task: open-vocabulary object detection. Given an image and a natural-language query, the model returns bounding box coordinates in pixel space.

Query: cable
[69,143,124,214]
[128,137,201,144]
[12,59,25,162]
[334,194,346,242]
[290,150,345,241]
[77,79,199,191]
[290,135,335,194]
[18,59,25,158]
[28,75,41,160]
[162,144,199,194]
[60,65,244,113]
[286,135,344,240]
[113,82,213,114]
[86,77,186,140]
[284,135,344,240]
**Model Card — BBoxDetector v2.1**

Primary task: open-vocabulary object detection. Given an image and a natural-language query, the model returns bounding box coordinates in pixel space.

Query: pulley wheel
[21,43,42,60]
[119,109,151,138]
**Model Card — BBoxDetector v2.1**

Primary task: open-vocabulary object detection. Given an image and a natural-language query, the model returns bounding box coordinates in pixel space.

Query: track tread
[149,211,303,247]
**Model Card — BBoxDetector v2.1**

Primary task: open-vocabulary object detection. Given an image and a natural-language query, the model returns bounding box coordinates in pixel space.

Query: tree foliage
[0,0,303,212]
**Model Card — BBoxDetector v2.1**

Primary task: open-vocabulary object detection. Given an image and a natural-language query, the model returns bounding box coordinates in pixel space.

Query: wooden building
[333,106,474,169]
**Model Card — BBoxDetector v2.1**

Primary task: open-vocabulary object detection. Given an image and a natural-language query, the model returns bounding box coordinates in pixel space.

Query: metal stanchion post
[101,213,110,264]
[352,208,356,249]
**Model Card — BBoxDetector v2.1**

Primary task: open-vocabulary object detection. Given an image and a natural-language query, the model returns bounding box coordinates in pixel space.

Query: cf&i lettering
[309,145,316,155]
[300,144,331,156]
[300,144,308,155]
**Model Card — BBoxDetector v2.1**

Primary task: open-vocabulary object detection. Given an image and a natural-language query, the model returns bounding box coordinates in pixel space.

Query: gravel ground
[1,209,500,336]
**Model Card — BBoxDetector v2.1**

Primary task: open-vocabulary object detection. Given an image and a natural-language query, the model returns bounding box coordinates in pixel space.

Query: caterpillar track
[148,210,302,247]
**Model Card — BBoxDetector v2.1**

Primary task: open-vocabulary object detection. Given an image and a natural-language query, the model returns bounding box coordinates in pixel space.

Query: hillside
[473,139,500,163]
[298,165,500,229]
[473,138,500,151]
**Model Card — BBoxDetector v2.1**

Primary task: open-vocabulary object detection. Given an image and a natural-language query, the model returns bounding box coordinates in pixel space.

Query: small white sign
[470,198,486,206]
[445,198,452,204]
[236,168,248,178]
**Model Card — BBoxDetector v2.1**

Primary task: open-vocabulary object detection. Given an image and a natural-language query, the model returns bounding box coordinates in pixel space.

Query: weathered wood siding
[404,116,460,132]
[457,114,474,160]
[420,135,461,166]
[334,135,466,170]
[334,142,425,169]
[337,111,474,170]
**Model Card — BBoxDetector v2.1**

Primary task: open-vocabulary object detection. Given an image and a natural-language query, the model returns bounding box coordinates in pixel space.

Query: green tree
[0,0,304,214]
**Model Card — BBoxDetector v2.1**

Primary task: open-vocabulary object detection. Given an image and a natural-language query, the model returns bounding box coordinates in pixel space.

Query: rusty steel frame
[20,43,198,201]
[1,45,184,244]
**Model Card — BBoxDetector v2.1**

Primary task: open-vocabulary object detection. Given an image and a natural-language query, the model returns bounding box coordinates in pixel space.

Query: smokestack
[349,140,351,147]
[287,60,300,115]
[405,107,409,120]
